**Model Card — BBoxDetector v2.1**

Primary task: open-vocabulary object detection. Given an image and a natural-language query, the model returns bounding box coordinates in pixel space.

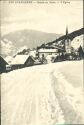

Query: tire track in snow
[50,70,84,124]
[34,72,65,125]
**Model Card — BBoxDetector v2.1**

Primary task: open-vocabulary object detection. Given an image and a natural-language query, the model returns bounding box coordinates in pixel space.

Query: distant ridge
[1,29,61,57]
[1,28,84,57]
[46,28,84,45]
[2,29,61,49]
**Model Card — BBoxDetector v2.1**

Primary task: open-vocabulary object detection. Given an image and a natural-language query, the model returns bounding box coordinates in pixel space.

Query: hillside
[46,28,84,45]
[1,30,61,57]
[1,60,84,125]
[1,28,84,57]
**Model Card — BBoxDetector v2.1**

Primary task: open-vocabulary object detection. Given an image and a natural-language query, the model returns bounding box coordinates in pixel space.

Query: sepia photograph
[0,0,84,125]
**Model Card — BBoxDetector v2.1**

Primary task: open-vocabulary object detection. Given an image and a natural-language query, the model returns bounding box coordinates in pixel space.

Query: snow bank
[1,60,84,125]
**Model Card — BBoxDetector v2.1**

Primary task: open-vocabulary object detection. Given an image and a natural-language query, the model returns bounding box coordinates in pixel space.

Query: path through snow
[1,60,84,125]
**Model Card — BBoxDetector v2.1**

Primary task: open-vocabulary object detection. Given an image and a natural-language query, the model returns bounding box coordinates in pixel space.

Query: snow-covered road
[1,60,84,125]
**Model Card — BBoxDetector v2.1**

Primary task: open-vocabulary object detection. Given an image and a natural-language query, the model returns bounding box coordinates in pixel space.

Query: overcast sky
[1,1,83,36]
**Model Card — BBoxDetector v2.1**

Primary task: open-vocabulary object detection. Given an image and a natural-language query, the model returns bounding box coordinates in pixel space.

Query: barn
[0,56,8,73]
[10,55,35,70]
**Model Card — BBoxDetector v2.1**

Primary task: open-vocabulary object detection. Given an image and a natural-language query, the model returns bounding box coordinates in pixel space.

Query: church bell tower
[65,26,71,53]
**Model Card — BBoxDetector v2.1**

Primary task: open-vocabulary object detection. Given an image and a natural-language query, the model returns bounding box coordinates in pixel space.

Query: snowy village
[0,27,84,73]
[1,27,84,125]
[1,1,84,125]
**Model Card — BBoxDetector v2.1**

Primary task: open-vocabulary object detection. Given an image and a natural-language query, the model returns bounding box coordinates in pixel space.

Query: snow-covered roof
[5,56,13,64]
[11,55,30,65]
[38,48,58,53]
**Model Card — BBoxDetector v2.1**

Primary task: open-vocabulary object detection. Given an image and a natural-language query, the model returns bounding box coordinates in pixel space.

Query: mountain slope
[46,28,84,45]
[1,28,84,57]
[1,30,61,57]
[2,30,61,49]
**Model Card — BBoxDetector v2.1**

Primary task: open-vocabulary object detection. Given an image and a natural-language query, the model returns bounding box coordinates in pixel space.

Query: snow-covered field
[1,60,84,125]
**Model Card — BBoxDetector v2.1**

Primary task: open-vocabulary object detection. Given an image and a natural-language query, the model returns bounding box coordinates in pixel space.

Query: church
[64,27,72,54]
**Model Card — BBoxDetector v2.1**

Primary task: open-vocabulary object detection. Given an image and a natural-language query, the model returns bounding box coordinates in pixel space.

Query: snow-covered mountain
[1,29,61,57]
[1,28,84,58]
[1,39,15,57]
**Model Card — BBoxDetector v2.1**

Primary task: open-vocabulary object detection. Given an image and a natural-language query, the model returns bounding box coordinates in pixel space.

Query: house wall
[0,57,7,73]
[11,65,24,70]
[25,58,34,66]
[38,52,57,58]
[0,65,6,73]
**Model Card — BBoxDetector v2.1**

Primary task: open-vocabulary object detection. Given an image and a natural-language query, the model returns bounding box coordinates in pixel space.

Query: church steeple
[66,26,68,36]
[66,26,69,42]
[64,26,71,53]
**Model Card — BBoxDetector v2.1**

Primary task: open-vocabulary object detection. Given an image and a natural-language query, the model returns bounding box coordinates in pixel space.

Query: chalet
[38,48,58,58]
[37,44,64,58]
[0,56,8,73]
[10,55,35,70]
